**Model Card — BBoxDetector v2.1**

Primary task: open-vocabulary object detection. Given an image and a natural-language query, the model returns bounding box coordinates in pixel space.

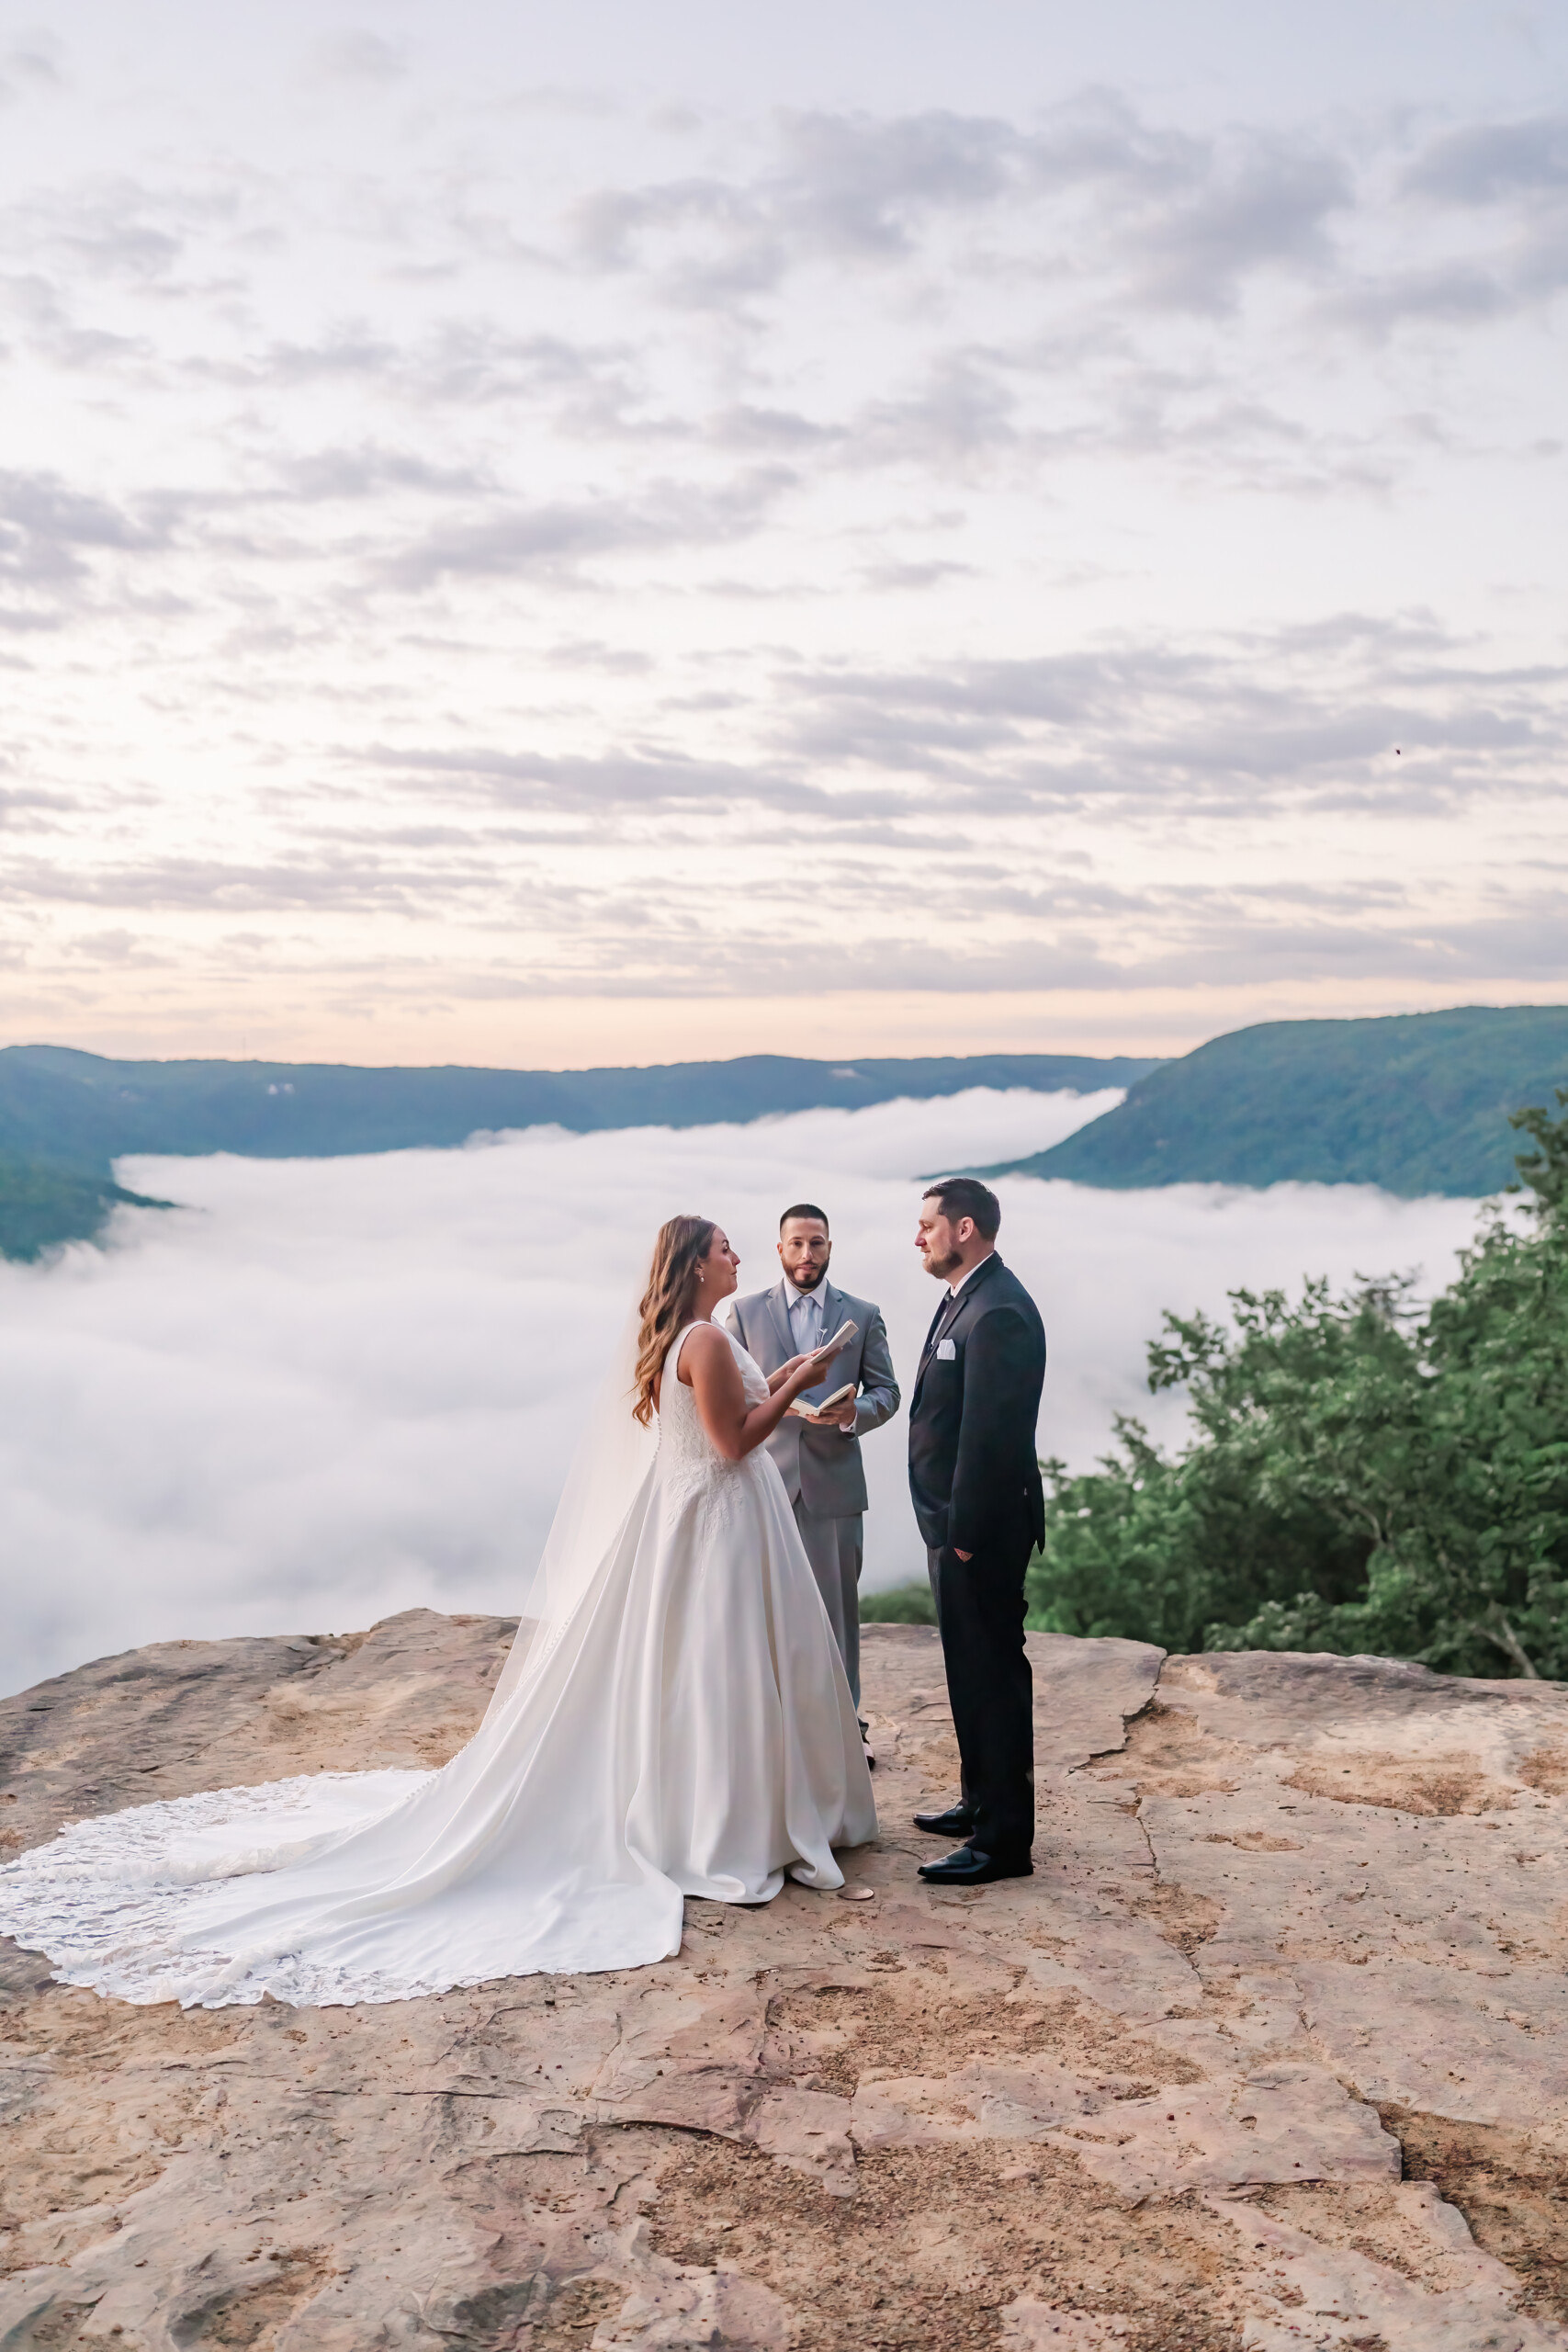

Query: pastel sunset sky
[1,0,1564,1067]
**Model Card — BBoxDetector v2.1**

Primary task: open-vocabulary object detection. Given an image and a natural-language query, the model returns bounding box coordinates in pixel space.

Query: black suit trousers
[925,1510,1035,1861]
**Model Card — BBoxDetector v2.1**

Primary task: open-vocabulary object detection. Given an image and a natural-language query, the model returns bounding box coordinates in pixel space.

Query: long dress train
[0,1322,876,2006]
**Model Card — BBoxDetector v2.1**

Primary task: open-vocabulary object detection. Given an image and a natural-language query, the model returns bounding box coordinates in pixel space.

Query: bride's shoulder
[680,1320,729,1349]
[671,1319,732,1379]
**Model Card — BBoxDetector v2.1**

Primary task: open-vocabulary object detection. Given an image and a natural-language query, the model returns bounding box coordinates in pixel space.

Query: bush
[861,1580,937,1625]
[1024,1091,1568,1679]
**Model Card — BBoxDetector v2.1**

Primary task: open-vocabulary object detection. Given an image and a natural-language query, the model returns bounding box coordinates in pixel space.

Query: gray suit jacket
[722,1279,899,1518]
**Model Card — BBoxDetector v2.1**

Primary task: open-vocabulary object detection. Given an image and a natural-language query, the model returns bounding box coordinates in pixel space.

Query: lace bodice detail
[656,1322,769,1512]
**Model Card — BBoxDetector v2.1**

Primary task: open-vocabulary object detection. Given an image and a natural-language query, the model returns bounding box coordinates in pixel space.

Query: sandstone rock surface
[3,1614,1568,2350]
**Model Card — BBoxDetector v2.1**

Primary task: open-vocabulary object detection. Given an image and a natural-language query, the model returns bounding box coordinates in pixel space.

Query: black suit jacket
[907,1254,1046,1555]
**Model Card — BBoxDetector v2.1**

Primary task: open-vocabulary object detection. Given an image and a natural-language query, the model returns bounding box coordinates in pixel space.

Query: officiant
[722,1204,899,1722]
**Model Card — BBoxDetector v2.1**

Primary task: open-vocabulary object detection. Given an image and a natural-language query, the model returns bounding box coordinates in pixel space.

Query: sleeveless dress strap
[664,1320,705,1385]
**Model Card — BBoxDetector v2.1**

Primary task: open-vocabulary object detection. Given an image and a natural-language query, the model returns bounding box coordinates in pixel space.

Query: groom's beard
[921,1246,963,1280]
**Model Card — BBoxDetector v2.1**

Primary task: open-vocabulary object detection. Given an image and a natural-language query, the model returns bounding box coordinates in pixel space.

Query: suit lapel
[811,1278,846,1386]
[913,1295,951,1408]
[767,1280,795,1364]
[912,1297,947,1396]
[913,1255,1003,1404]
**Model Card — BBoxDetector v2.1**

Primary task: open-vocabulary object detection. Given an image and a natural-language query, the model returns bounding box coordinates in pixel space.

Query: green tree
[1025,1091,1568,1678]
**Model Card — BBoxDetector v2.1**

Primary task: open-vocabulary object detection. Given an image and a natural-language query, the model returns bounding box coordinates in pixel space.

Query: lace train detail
[0,1772,433,2007]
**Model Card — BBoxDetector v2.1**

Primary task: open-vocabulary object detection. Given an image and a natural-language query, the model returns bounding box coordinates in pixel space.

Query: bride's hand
[685,1331,834,1462]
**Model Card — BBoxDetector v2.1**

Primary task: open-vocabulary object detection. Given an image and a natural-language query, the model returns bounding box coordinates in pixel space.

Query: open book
[790,1382,857,1422]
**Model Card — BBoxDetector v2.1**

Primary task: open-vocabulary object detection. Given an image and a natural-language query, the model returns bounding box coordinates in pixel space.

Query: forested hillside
[0,1161,173,1264]
[10,1003,1567,1262]
[0,1044,1152,1260]
[991,1006,1568,1197]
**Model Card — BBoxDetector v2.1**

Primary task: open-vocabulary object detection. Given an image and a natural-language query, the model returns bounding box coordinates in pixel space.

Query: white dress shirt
[947,1251,994,1298]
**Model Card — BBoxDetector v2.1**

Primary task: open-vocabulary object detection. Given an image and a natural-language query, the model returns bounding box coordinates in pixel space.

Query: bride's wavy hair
[632,1215,718,1426]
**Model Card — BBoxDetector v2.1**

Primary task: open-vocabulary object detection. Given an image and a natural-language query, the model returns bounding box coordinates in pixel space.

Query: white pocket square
[935,1338,956,1361]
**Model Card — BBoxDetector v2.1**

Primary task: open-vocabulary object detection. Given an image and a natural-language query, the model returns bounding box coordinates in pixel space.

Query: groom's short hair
[922,1177,1000,1239]
[780,1202,829,1233]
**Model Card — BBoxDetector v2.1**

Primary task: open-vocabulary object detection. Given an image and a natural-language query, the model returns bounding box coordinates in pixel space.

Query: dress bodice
[657,1322,769,1509]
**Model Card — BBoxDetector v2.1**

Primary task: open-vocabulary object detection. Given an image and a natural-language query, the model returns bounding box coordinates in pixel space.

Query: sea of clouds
[0,1088,1483,1694]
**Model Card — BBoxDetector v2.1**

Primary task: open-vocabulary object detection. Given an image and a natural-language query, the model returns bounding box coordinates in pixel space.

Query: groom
[907,1176,1046,1887]
[722,1204,899,1720]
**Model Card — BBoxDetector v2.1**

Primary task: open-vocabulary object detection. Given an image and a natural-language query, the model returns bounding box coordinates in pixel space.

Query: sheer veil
[479,1307,658,1723]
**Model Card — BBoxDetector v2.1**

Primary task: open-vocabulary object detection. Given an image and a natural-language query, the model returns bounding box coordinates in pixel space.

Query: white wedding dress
[0,1322,876,2007]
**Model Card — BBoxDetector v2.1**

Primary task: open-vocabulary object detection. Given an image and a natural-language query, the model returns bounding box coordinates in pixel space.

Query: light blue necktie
[790,1288,823,1395]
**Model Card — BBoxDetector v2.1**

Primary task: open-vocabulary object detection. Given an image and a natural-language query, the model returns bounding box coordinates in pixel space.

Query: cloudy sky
[1,0,1564,1068]
[0,1091,1482,1689]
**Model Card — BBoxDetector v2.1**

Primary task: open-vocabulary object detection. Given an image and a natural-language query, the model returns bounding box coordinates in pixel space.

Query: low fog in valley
[0,1089,1478,1693]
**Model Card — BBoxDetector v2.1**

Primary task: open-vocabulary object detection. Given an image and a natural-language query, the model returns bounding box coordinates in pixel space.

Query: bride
[0,1216,877,2007]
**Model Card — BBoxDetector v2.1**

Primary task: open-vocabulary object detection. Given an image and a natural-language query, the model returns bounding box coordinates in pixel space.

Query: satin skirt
[0,1447,876,2007]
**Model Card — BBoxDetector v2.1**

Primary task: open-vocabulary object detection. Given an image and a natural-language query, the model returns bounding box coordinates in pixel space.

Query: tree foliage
[1025,1092,1568,1679]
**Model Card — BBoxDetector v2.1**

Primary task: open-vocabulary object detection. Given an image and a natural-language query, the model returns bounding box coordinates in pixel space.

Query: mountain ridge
[9,1003,1566,1262]
[981,1004,1568,1197]
[0,1045,1155,1259]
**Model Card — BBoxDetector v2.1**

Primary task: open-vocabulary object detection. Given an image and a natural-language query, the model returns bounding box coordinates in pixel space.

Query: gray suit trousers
[795,1501,864,1712]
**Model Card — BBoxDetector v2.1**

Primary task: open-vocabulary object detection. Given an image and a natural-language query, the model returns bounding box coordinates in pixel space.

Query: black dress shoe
[918,1846,1033,1886]
[913,1804,976,1838]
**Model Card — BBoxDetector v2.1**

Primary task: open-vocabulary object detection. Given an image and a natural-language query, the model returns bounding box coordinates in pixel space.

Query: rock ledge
[4,1615,1568,2349]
